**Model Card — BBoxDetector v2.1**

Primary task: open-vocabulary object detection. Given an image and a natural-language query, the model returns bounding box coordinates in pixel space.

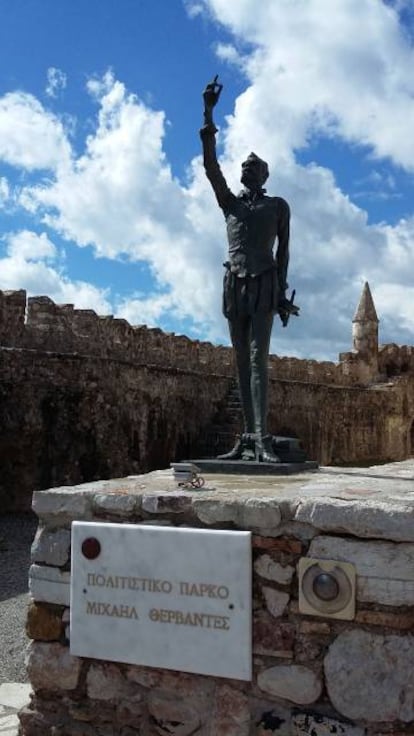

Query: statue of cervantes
[200,76,298,463]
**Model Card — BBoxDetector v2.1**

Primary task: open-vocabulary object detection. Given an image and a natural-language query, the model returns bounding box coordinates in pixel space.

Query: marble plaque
[70,522,252,680]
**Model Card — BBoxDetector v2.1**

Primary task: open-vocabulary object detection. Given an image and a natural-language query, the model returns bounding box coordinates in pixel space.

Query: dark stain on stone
[256,710,286,730]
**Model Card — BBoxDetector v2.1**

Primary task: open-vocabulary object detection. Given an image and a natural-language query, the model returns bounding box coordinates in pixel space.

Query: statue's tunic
[201,127,290,319]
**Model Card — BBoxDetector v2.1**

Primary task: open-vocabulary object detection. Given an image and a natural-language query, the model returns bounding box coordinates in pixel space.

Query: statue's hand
[278,292,300,328]
[203,75,223,111]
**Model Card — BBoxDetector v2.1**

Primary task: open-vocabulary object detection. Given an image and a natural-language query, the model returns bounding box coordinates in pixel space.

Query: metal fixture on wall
[298,557,356,620]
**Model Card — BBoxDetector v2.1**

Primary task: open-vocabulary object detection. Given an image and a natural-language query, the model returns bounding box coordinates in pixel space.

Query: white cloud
[116,293,176,328]
[0,229,111,314]
[374,280,414,338]
[0,92,71,171]
[215,42,243,67]
[184,1,205,19]
[45,67,67,98]
[201,0,414,170]
[0,176,9,207]
[6,230,56,260]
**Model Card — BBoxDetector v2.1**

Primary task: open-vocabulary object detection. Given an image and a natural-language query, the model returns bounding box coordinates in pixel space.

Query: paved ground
[0,682,31,735]
[0,514,37,684]
[0,515,36,735]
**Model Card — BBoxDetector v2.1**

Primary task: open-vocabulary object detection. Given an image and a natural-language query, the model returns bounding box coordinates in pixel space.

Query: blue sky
[1,0,414,359]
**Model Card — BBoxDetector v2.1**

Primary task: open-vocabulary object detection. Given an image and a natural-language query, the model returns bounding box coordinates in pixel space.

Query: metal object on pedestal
[170,462,205,489]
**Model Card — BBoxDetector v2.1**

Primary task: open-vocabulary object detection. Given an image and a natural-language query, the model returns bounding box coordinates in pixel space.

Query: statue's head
[241,152,269,189]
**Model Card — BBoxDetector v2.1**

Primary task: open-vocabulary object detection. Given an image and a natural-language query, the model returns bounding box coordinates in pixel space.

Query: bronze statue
[200,76,298,463]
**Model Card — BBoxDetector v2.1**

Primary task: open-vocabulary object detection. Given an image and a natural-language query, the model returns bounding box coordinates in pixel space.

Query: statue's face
[241,159,264,188]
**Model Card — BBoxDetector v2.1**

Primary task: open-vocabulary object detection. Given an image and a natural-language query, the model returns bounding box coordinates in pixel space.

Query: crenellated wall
[0,291,234,374]
[1,289,414,512]
[2,289,413,386]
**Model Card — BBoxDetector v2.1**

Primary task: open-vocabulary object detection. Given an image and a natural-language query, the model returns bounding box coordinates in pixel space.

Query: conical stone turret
[353,281,378,324]
[352,282,379,376]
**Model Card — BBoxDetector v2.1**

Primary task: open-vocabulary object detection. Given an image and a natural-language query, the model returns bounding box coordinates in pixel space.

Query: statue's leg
[216,315,255,460]
[250,312,280,462]
[228,315,255,434]
[250,311,273,437]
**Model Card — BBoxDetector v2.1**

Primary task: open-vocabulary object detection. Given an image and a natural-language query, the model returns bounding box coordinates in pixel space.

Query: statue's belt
[223,261,276,278]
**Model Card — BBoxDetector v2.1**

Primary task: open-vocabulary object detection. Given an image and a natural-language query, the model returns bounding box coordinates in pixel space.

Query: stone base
[189,459,319,475]
[21,460,414,735]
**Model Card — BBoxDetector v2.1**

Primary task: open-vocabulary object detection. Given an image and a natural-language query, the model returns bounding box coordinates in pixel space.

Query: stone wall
[1,289,414,512]
[267,375,414,465]
[0,348,233,513]
[0,291,237,512]
[21,464,414,735]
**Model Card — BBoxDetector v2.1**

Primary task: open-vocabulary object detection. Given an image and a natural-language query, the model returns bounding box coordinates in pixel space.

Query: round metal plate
[302,563,352,614]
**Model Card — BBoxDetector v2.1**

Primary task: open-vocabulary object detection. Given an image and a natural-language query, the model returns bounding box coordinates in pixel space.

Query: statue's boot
[217,433,256,461]
[255,434,280,463]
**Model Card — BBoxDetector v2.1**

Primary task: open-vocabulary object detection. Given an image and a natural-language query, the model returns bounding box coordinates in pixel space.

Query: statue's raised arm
[202,75,223,130]
[199,76,233,211]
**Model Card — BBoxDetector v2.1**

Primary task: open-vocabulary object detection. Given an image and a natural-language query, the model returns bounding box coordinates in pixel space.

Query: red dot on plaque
[82,537,101,559]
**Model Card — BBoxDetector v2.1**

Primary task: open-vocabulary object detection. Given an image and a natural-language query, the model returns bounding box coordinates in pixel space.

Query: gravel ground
[0,514,37,684]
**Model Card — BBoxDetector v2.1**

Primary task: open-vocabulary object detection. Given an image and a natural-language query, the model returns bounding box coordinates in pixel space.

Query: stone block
[18,707,55,736]
[141,492,193,514]
[147,692,204,736]
[93,493,138,515]
[367,733,409,736]
[29,564,70,605]
[295,498,414,543]
[262,587,290,618]
[26,641,81,691]
[67,702,95,722]
[252,536,302,553]
[355,608,414,630]
[273,521,319,541]
[87,663,142,703]
[70,723,98,735]
[210,684,250,735]
[257,664,322,705]
[193,497,281,531]
[116,700,144,727]
[31,526,71,566]
[127,666,212,698]
[32,488,94,522]
[309,535,414,606]
[253,612,295,657]
[26,601,64,641]
[358,576,414,605]
[324,629,414,722]
[254,554,295,584]
[298,621,331,636]
[294,633,328,665]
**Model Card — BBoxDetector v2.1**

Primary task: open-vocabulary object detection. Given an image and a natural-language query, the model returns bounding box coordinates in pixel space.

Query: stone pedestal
[21,460,414,735]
